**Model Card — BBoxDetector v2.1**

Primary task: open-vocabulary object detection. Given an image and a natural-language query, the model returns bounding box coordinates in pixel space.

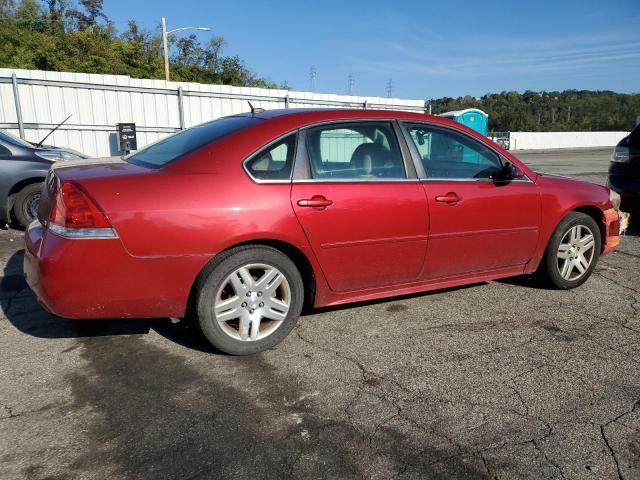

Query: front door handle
[435,192,462,204]
[297,195,333,209]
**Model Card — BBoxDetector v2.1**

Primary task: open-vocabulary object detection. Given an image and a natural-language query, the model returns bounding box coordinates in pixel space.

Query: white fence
[510,131,629,150]
[0,68,427,158]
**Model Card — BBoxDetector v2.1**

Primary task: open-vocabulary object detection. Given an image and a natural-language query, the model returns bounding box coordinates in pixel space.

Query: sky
[105,0,640,100]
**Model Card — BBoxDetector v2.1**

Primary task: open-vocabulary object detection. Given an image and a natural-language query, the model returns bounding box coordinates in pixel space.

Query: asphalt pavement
[1,148,638,480]
[514,148,611,185]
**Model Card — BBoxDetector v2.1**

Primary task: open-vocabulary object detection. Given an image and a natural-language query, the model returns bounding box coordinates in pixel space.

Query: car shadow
[1,249,218,354]
[307,282,485,315]
[3,249,497,354]
[494,273,546,290]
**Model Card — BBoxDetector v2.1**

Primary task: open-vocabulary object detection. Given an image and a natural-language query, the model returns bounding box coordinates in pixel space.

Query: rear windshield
[125,115,261,168]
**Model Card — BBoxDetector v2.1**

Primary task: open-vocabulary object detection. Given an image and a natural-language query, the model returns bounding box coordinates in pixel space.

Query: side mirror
[497,161,524,181]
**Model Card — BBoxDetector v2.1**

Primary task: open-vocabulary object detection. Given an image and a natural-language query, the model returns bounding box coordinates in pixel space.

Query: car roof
[228,108,469,134]
[239,108,431,122]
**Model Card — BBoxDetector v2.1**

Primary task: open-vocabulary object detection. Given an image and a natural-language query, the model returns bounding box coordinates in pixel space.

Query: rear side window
[244,134,296,181]
[305,122,405,180]
[126,116,261,168]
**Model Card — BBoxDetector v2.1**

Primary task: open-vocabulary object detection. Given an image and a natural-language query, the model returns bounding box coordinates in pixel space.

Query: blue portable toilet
[438,108,489,165]
[439,108,488,136]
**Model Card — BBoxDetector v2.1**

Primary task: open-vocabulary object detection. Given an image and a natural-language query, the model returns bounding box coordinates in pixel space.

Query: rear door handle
[435,192,462,204]
[297,195,333,208]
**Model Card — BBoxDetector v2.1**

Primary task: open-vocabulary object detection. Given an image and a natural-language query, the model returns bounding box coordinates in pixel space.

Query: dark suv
[0,129,87,228]
[608,124,640,212]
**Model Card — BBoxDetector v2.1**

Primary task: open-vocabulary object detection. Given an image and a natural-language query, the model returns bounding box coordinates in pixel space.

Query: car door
[290,121,429,292]
[402,122,540,279]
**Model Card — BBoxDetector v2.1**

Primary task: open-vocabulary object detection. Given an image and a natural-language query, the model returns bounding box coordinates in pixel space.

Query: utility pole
[310,66,317,92]
[348,73,354,95]
[161,17,211,82]
[567,105,571,123]
[162,17,170,82]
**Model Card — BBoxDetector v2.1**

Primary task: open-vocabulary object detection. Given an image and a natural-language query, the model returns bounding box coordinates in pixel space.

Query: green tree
[0,0,277,88]
[67,0,106,30]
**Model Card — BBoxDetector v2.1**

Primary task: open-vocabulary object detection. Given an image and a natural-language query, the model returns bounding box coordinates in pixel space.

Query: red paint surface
[24,109,619,319]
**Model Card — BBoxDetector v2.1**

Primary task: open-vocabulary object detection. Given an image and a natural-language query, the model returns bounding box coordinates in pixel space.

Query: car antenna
[247,101,265,116]
[36,114,72,147]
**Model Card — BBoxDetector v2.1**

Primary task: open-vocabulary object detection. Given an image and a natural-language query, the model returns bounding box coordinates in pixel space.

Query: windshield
[0,129,33,148]
[125,116,261,168]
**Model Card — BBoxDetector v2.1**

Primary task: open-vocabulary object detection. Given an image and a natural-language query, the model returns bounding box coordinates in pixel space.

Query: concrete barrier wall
[510,131,629,150]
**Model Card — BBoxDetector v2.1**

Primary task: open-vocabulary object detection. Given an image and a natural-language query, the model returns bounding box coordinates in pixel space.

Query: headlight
[611,146,630,163]
[34,150,84,162]
[609,189,621,211]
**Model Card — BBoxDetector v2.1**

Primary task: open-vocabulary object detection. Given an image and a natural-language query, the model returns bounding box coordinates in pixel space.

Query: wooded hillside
[432,91,639,132]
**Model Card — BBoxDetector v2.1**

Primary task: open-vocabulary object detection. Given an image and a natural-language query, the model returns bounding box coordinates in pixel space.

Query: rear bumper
[23,222,210,319]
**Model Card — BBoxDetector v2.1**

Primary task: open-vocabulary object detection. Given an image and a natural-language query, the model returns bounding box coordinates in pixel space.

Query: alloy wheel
[214,263,291,341]
[556,224,596,281]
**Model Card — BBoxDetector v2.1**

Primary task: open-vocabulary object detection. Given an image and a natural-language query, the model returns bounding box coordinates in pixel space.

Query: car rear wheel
[195,245,304,355]
[538,212,601,289]
[14,183,42,228]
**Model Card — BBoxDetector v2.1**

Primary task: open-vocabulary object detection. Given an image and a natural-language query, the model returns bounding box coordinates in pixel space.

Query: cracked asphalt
[1,149,639,480]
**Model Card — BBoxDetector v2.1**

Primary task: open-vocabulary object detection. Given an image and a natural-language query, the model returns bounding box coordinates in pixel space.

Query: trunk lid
[37,156,150,226]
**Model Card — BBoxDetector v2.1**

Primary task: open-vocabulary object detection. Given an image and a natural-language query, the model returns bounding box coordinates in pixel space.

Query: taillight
[48,182,116,238]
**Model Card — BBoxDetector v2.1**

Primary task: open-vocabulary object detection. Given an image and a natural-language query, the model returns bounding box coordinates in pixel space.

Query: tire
[538,212,601,289]
[13,183,43,228]
[195,245,304,355]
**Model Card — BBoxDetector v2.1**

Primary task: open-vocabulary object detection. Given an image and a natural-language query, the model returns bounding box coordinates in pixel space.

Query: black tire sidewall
[196,246,304,355]
[14,183,42,228]
[542,212,601,289]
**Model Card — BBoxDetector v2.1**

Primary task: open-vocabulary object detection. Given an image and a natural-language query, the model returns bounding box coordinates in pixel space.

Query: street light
[161,17,211,81]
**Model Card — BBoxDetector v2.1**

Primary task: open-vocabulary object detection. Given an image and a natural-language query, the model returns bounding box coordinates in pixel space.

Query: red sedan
[24,109,621,354]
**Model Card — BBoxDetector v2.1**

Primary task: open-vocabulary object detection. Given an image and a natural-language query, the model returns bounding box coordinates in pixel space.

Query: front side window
[245,134,296,181]
[405,123,503,180]
[305,122,405,180]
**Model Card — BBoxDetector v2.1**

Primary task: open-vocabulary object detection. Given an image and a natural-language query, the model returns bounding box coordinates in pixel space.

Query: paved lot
[514,148,611,186]
[1,149,639,480]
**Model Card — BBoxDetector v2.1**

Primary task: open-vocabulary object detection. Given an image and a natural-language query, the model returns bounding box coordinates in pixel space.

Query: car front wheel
[195,245,304,355]
[539,212,601,289]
